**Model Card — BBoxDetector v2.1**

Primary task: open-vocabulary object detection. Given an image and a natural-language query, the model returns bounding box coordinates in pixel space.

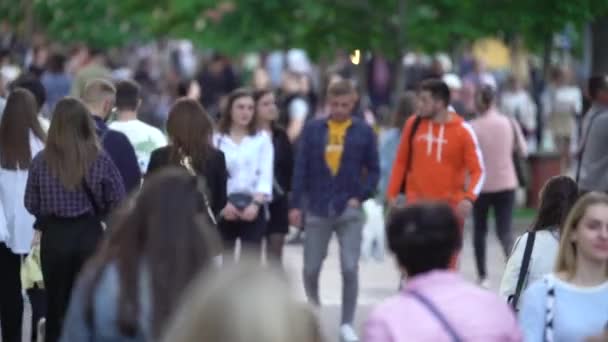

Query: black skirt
[266,196,289,235]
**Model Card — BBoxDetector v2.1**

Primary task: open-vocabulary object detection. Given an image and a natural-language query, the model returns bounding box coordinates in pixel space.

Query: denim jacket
[291,117,380,217]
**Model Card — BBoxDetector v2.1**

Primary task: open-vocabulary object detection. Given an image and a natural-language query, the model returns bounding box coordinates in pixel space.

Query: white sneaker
[340,324,359,342]
[479,278,491,289]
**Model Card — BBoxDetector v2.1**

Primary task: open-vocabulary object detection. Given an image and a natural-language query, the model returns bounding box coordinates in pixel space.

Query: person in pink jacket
[365,202,522,342]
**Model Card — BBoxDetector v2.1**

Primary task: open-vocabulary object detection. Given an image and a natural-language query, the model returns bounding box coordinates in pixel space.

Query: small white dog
[361,199,386,262]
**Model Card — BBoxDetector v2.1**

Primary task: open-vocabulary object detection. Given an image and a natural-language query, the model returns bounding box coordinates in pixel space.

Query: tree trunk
[591,16,608,75]
[392,0,407,109]
[541,33,553,81]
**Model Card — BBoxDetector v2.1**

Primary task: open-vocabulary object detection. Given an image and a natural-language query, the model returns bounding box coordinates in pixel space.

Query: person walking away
[377,91,416,203]
[0,89,46,342]
[214,88,273,260]
[24,97,126,342]
[289,80,380,342]
[386,79,485,268]
[255,89,293,264]
[81,79,141,192]
[147,98,227,226]
[577,75,608,194]
[500,75,538,151]
[41,53,71,117]
[500,176,579,308]
[9,74,50,130]
[70,47,111,98]
[365,203,521,341]
[519,192,608,341]
[470,85,528,287]
[162,261,323,342]
[60,168,220,341]
[109,80,167,173]
[541,66,582,172]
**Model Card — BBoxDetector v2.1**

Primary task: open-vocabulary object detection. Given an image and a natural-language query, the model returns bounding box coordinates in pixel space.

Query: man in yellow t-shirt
[290,80,380,342]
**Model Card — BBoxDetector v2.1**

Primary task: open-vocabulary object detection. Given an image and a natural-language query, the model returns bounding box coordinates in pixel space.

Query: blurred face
[327,94,352,121]
[417,91,442,118]
[571,204,608,264]
[257,92,278,122]
[230,96,255,129]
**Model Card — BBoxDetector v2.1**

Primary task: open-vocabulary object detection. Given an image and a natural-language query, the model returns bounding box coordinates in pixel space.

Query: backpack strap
[407,289,462,342]
[510,231,536,310]
[400,116,422,194]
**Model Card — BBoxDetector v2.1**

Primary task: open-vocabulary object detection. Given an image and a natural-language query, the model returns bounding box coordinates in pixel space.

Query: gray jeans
[303,206,364,325]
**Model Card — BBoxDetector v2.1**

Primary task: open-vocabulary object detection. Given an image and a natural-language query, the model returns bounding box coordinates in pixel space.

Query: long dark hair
[44,97,100,190]
[166,98,214,171]
[217,88,256,135]
[84,168,219,338]
[530,176,579,232]
[253,88,279,130]
[0,89,46,169]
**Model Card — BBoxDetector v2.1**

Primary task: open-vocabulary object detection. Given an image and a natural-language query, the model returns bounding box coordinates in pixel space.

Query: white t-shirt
[109,120,167,172]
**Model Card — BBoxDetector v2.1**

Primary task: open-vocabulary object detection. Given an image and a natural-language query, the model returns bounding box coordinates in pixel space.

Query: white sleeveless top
[0,133,44,254]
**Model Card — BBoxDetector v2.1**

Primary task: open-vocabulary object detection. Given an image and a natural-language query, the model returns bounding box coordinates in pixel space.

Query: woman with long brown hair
[215,88,274,260]
[24,97,125,342]
[147,98,227,222]
[60,168,219,341]
[0,89,46,342]
[254,89,293,264]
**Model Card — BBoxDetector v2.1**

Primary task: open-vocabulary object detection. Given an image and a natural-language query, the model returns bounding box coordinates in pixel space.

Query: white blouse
[0,133,44,254]
[213,131,274,198]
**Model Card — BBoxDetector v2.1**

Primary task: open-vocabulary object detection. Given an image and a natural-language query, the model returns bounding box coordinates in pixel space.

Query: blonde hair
[555,192,608,277]
[162,261,323,342]
[81,78,116,105]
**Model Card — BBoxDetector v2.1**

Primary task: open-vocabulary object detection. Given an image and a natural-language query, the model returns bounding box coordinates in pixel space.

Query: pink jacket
[470,108,528,193]
[365,271,522,342]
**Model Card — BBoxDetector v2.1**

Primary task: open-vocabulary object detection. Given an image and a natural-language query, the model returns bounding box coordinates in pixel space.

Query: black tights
[473,190,515,279]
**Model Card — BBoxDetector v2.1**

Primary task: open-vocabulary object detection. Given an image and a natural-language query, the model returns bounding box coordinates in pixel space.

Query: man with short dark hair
[290,79,379,342]
[109,80,167,173]
[386,79,485,267]
[577,75,608,193]
[81,79,141,192]
[365,203,521,341]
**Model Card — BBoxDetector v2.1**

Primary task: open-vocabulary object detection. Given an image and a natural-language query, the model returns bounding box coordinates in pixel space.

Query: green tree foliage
[1,0,607,56]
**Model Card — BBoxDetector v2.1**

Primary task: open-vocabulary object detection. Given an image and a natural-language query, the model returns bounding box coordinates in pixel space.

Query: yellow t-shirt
[325,119,352,175]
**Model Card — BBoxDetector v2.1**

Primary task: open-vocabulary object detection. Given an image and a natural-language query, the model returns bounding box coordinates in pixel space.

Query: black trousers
[40,215,102,342]
[220,211,266,260]
[472,190,516,279]
[0,243,23,342]
[27,286,46,342]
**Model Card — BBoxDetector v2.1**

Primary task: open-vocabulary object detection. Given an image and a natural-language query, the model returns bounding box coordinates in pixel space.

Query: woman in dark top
[24,97,126,342]
[255,89,293,263]
[147,98,228,221]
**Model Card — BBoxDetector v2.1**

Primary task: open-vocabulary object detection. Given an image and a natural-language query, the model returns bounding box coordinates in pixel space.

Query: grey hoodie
[578,104,608,192]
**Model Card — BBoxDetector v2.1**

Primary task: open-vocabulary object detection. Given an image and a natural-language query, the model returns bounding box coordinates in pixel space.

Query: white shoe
[340,324,359,342]
[479,278,491,289]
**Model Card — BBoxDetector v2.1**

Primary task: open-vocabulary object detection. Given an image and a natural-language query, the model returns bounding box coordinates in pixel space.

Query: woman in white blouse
[0,89,46,342]
[215,88,274,260]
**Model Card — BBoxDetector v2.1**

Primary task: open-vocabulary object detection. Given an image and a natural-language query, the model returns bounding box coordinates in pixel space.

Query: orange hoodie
[386,114,485,206]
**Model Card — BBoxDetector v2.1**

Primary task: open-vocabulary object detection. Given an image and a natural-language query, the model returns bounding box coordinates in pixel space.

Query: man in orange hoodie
[387,79,485,267]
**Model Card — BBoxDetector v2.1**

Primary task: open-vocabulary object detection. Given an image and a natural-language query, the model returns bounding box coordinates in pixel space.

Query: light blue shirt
[60,263,151,342]
[377,128,401,201]
[519,274,608,342]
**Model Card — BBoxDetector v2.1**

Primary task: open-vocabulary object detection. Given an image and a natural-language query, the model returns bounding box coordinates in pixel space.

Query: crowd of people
[0,35,607,342]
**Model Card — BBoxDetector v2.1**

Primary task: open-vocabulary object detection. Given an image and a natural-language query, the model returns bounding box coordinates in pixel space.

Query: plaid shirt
[291,117,380,218]
[24,150,126,219]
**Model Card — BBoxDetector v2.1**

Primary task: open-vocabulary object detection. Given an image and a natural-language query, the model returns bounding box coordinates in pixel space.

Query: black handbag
[509,118,529,187]
[228,193,254,211]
